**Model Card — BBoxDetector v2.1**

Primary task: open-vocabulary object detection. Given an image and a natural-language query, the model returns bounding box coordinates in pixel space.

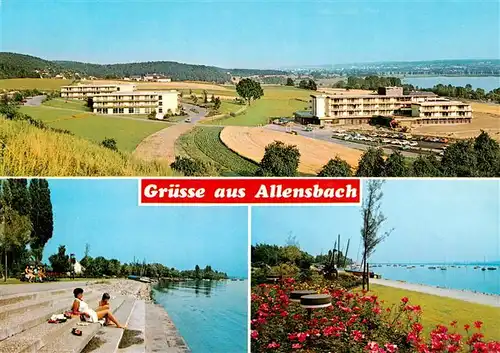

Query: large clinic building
[60,83,179,117]
[92,90,179,115]
[305,87,472,126]
[60,84,136,99]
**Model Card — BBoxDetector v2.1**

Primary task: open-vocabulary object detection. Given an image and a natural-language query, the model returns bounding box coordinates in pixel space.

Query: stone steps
[38,297,127,353]
[0,288,69,307]
[90,298,136,353]
[118,300,146,353]
[0,291,103,353]
[0,288,94,321]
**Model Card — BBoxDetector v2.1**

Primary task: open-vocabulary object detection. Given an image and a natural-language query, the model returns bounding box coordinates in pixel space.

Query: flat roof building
[60,84,136,99]
[92,90,179,118]
[307,87,472,126]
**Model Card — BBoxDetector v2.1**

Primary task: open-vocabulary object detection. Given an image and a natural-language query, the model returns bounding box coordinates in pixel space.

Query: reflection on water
[153,279,248,353]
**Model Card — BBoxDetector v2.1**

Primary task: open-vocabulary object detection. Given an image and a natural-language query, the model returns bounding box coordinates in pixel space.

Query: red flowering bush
[251,278,500,353]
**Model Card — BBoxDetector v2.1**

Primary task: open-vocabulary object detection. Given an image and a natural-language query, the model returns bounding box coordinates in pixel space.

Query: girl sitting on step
[71,288,125,329]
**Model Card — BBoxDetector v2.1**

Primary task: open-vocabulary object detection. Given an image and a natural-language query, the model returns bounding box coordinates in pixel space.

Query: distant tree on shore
[318,157,353,177]
[236,79,264,106]
[48,245,71,273]
[256,141,300,177]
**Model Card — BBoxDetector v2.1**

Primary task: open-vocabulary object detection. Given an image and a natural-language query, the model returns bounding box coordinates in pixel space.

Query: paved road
[371,278,500,307]
[182,103,208,124]
[265,124,421,158]
[0,280,92,296]
[23,95,46,106]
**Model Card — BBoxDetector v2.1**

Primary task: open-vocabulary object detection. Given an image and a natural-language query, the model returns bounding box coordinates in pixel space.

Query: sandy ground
[371,279,500,308]
[220,126,363,174]
[133,124,194,163]
[87,79,231,91]
[412,102,500,141]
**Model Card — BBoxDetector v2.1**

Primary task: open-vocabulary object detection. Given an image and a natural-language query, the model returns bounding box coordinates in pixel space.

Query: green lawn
[175,126,258,176]
[0,78,73,90]
[42,98,90,111]
[19,106,169,152]
[368,284,500,341]
[204,86,311,126]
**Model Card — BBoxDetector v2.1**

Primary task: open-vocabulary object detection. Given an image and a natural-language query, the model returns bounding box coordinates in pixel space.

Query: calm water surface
[404,76,499,91]
[374,264,500,295]
[153,279,248,353]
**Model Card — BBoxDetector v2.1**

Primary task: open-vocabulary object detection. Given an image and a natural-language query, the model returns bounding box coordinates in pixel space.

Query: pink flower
[250,330,258,340]
[267,341,280,349]
[401,297,409,304]
[292,343,302,349]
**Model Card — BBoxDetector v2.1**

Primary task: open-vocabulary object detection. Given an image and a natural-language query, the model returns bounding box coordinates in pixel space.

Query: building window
[129,108,134,114]
[119,108,124,114]
[158,95,162,100]
[145,108,151,114]
[113,108,118,114]
[159,101,162,106]
[158,108,163,113]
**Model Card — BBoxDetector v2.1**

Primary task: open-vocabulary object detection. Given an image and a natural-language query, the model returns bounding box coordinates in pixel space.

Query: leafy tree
[236,78,264,106]
[13,92,23,102]
[29,179,53,252]
[256,141,300,177]
[203,90,208,104]
[411,154,441,177]
[0,180,32,280]
[474,131,500,177]
[440,139,478,177]
[48,245,71,273]
[318,157,353,177]
[384,151,410,177]
[85,97,94,110]
[298,79,317,91]
[101,138,118,151]
[170,156,212,176]
[8,179,31,216]
[360,180,392,291]
[194,264,201,279]
[286,78,294,86]
[356,148,385,177]
[213,97,221,111]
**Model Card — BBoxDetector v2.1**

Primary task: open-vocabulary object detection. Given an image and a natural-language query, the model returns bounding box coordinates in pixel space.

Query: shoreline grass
[366,283,500,341]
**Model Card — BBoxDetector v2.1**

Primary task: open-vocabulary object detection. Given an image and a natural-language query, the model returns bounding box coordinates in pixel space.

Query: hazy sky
[252,179,500,264]
[1,0,498,68]
[42,179,248,277]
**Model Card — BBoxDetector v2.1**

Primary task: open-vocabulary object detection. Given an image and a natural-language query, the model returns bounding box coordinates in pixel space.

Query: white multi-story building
[92,90,179,117]
[60,84,136,99]
[305,87,472,126]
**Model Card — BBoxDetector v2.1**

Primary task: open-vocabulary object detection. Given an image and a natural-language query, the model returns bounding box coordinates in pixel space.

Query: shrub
[170,156,212,176]
[101,138,118,151]
[251,279,500,353]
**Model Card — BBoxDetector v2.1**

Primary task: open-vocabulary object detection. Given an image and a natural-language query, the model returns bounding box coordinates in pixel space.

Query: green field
[369,284,500,341]
[204,86,311,126]
[0,78,72,90]
[42,98,90,111]
[175,126,258,176]
[19,106,168,152]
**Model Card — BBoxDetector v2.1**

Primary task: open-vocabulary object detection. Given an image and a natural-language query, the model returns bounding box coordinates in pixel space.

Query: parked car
[185,118,192,123]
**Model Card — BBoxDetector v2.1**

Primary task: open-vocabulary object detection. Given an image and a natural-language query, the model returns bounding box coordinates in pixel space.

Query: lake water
[403,76,499,92]
[152,279,248,353]
[374,264,500,295]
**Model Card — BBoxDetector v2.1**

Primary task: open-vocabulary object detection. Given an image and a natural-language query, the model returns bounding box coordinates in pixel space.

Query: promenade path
[371,278,500,307]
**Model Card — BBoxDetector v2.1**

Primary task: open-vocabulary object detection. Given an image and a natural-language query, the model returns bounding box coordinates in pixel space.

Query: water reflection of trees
[155,279,226,298]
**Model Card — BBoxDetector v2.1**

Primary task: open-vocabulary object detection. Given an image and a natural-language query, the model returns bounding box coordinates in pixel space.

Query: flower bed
[251,278,500,353]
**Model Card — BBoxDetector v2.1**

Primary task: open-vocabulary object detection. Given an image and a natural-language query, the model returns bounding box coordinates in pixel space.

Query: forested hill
[0,52,286,82]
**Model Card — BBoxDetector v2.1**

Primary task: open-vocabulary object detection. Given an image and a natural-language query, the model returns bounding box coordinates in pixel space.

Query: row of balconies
[420,106,472,112]
[93,96,158,101]
[93,102,158,107]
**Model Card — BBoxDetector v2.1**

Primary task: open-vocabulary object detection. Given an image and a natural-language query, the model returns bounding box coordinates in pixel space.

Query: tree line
[0,52,285,82]
[0,179,53,281]
[171,131,500,177]
[48,244,228,280]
